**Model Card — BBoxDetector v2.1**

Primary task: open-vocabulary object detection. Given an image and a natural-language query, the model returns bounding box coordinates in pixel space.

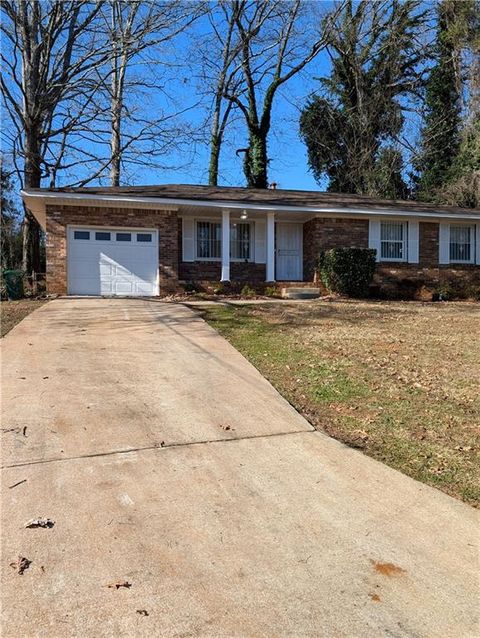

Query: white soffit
[21,189,480,231]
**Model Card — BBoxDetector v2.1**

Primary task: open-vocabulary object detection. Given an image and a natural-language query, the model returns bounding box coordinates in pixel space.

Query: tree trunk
[244,129,268,188]
[208,133,221,186]
[110,27,122,187]
[22,211,40,274]
[110,98,122,187]
[23,129,42,273]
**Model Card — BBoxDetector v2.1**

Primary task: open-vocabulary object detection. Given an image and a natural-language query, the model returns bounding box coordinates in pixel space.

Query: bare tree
[218,0,342,189]
[197,2,243,186]
[1,0,110,272]
[104,0,203,187]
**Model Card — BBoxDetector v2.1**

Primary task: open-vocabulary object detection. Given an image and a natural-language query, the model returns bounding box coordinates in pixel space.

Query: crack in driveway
[2,428,312,469]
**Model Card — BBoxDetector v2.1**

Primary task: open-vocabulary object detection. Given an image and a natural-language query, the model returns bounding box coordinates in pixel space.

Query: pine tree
[414,0,464,200]
[299,0,425,197]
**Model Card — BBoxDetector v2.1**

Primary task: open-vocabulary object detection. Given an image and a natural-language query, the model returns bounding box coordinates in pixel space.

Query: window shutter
[439,223,450,264]
[182,218,195,262]
[254,220,266,263]
[408,221,419,263]
[368,220,381,262]
[476,224,480,265]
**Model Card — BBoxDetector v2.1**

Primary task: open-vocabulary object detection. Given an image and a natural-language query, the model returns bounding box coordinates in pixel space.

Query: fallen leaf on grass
[9,556,32,575]
[106,580,132,589]
[25,518,55,529]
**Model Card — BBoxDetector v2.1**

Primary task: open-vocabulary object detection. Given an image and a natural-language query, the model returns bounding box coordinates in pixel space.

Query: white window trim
[193,218,254,262]
[194,219,222,261]
[68,224,158,244]
[230,220,255,262]
[448,223,476,264]
[379,220,408,263]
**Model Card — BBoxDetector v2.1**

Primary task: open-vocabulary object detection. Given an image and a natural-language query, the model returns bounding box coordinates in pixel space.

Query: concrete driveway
[1,298,478,638]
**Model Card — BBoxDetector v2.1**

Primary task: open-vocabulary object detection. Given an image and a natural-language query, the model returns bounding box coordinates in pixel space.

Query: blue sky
[103,5,334,192]
[2,0,427,195]
[136,74,326,191]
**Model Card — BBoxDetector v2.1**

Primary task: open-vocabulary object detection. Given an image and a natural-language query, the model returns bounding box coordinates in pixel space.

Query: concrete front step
[281,287,320,299]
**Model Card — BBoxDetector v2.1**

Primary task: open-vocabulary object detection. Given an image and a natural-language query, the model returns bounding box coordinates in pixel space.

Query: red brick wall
[304,218,479,291]
[374,223,479,290]
[45,204,178,294]
[303,217,369,279]
[178,261,266,283]
[46,206,478,296]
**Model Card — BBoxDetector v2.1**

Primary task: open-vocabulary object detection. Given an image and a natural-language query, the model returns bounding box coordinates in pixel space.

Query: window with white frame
[449,225,474,263]
[380,221,407,261]
[196,221,221,259]
[230,222,251,260]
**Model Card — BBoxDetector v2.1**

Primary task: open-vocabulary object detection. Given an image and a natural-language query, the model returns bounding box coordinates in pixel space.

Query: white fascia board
[21,189,480,223]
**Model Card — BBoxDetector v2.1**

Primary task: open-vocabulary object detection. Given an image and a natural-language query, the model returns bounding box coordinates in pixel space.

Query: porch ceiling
[178,203,315,222]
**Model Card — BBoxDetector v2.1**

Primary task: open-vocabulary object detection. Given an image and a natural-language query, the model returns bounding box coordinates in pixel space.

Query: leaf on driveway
[25,517,55,529]
[9,555,32,575]
[106,580,132,589]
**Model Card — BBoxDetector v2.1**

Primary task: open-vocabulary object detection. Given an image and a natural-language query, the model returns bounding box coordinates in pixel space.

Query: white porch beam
[221,209,230,282]
[266,211,275,281]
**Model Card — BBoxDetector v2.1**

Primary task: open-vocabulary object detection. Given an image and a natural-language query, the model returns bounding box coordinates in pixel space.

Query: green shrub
[213,283,225,295]
[318,248,376,297]
[182,281,198,293]
[432,282,455,301]
[465,284,480,301]
[264,286,278,297]
[240,284,256,298]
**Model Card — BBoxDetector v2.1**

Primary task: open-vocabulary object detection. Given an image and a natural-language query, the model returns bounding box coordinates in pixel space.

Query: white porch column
[266,211,275,281]
[221,209,230,282]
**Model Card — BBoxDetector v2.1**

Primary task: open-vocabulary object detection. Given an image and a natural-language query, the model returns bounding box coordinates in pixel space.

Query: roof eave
[21,189,480,228]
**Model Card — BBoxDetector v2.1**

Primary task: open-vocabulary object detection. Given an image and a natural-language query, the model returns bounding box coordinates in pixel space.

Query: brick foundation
[178,261,266,283]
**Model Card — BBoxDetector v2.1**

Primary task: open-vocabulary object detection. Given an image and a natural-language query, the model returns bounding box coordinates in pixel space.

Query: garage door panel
[67,227,159,297]
[71,278,102,296]
[69,260,101,278]
[114,281,135,295]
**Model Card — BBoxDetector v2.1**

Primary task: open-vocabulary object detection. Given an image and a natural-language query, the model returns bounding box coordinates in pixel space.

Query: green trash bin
[3,269,25,300]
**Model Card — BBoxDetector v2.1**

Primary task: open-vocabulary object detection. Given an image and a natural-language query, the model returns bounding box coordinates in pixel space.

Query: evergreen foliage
[300,0,425,198]
[413,0,462,199]
[318,248,377,297]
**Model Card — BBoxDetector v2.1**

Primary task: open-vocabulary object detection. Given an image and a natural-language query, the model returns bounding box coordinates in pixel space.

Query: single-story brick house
[22,184,480,297]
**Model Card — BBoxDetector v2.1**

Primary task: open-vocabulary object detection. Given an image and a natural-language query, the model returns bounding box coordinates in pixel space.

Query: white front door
[276,223,303,281]
[67,227,159,296]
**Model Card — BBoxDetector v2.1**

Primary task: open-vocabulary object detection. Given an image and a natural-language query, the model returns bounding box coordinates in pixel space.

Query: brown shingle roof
[26,183,479,215]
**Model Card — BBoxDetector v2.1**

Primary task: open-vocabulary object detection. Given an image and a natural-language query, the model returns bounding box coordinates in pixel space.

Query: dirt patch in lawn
[202,299,480,506]
[1,299,47,337]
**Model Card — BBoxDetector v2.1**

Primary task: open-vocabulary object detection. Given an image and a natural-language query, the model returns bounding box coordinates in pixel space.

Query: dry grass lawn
[1,299,47,337]
[202,300,480,506]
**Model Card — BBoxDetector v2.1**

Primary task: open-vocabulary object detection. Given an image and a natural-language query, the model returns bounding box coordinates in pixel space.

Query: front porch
[178,208,309,284]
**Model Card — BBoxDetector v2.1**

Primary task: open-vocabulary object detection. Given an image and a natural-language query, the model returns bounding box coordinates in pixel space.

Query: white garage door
[67,227,159,296]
